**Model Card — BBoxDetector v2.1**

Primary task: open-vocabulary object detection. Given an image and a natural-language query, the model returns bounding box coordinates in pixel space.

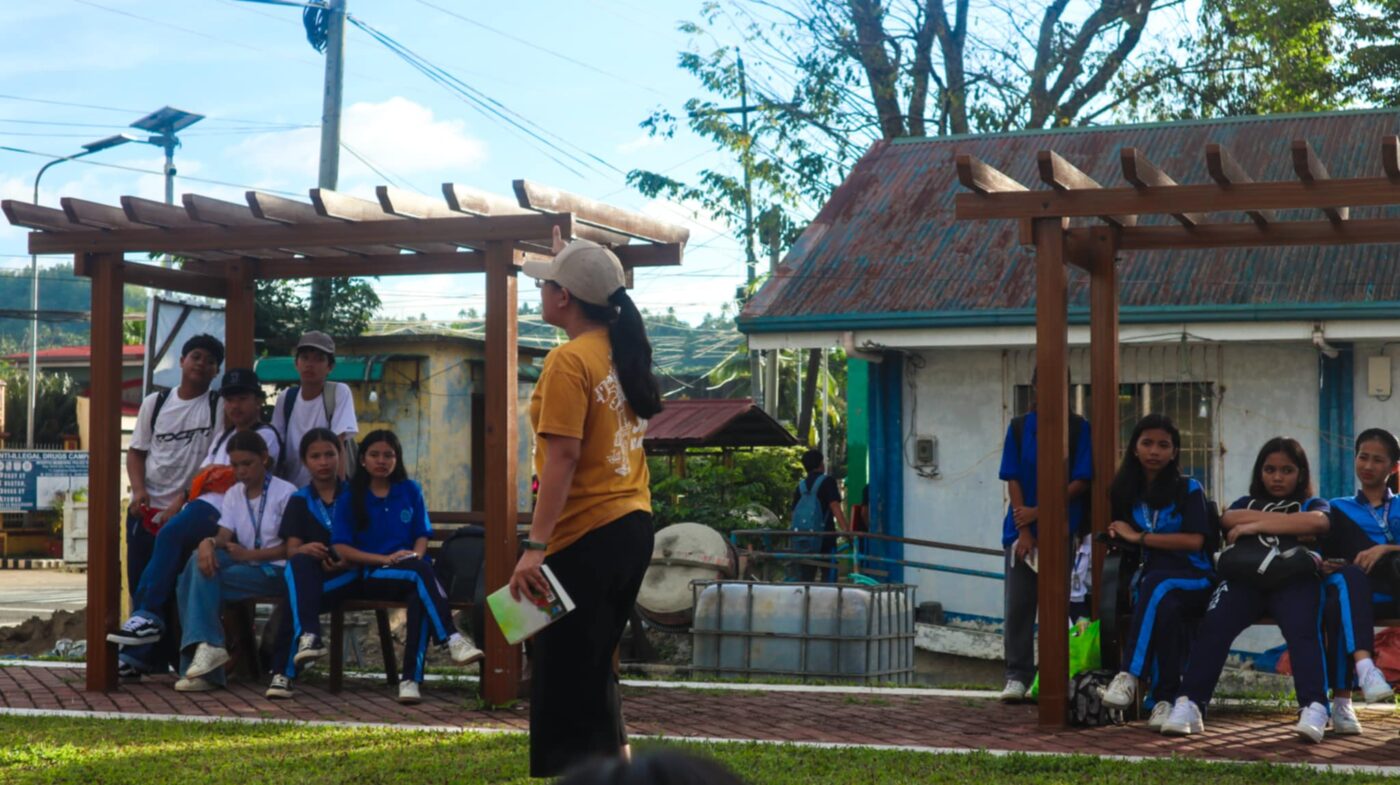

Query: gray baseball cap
[295,330,335,357]
[521,239,625,307]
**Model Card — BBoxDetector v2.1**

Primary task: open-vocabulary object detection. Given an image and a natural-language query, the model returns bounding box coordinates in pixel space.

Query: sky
[0,0,767,325]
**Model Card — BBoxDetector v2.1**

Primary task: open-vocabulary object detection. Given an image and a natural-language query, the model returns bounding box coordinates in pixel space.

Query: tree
[0,364,78,445]
[254,277,380,355]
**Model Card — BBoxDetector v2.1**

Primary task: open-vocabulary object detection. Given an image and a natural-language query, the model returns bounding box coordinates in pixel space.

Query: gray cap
[295,330,335,357]
[521,239,625,307]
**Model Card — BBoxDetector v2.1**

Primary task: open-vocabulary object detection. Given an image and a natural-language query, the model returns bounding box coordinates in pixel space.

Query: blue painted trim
[1318,345,1355,500]
[868,357,905,582]
[740,302,1400,334]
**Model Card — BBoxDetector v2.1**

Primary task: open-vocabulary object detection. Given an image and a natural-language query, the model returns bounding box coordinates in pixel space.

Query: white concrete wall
[897,340,1324,653]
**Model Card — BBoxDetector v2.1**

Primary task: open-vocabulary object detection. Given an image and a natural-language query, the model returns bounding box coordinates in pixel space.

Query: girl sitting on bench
[1100,414,1215,729]
[328,429,482,704]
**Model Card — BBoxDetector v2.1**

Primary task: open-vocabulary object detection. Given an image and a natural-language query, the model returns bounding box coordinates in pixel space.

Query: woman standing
[514,230,662,777]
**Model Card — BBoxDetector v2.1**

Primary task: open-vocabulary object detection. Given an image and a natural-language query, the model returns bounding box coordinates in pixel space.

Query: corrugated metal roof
[742,109,1400,329]
[643,398,798,452]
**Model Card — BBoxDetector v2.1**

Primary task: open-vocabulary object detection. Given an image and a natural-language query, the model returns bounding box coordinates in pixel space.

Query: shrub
[649,446,807,533]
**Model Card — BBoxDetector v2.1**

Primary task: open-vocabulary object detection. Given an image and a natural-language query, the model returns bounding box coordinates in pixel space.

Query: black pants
[530,511,653,778]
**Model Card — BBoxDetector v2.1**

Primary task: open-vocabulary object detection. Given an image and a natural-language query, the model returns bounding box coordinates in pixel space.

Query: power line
[0,144,303,198]
[0,93,315,129]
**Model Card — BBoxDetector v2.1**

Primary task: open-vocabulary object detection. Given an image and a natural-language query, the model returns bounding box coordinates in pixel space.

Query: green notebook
[487,564,575,644]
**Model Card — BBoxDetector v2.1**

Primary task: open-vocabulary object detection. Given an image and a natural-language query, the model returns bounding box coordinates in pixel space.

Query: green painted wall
[846,358,869,511]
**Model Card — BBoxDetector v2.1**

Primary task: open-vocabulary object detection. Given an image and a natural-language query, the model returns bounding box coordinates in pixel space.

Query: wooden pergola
[2,181,688,703]
[954,135,1400,726]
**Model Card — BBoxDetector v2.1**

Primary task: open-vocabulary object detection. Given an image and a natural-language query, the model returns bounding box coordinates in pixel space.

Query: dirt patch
[0,609,86,656]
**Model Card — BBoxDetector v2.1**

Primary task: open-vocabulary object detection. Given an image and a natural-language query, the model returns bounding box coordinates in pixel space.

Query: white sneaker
[1102,672,1137,710]
[1359,666,1394,704]
[293,633,327,667]
[173,676,217,692]
[999,679,1029,702]
[1160,696,1204,736]
[1147,700,1174,730]
[1331,701,1362,735]
[397,680,421,705]
[265,674,294,700]
[184,643,230,680]
[1296,701,1328,743]
[447,633,485,665]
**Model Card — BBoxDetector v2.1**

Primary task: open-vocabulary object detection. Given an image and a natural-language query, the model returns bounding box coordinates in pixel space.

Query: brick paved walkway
[4,665,1400,768]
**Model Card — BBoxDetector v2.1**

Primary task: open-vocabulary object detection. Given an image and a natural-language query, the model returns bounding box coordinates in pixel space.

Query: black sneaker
[106,616,161,646]
[265,674,294,699]
[117,661,142,684]
[293,633,327,667]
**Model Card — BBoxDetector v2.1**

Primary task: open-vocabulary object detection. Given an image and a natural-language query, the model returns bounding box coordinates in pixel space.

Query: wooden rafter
[311,189,460,254]
[1291,139,1348,224]
[1037,151,1136,227]
[1205,144,1276,228]
[514,179,689,245]
[1119,148,1202,227]
[1384,136,1400,182]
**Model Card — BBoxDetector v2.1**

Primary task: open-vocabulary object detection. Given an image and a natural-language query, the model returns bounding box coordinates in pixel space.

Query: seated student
[329,429,483,704]
[1161,437,1332,742]
[265,428,353,699]
[1319,428,1400,734]
[110,370,282,668]
[173,430,297,691]
[272,331,358,486]
[1100,414,1215,729]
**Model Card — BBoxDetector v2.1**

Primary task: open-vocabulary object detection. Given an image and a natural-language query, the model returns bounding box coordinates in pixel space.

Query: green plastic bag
[1027,619,1101,699]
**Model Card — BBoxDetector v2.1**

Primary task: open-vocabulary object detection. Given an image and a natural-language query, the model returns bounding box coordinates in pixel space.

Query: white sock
[447,632,464,645]
[1356,657,1378,679]
[1334,695,1352,709]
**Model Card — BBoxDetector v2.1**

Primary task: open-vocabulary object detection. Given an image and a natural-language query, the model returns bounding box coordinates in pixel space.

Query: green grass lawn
[0,716,1389,784]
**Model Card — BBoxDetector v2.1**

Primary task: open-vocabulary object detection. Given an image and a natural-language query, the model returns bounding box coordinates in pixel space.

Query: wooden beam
[1205,144,1275,228]
[1033,217,1070,728]
[1291,139,1348,224]
[379,185,462,218]
[954,176,1400,222]
[61,197,141,230]
[1086,227,1119,624]
[1037,151,1136,228]
[1120,148,1203,227]
[224,259,255,369]
[482,239,521,706]
[247,192,402,256]
[86,252,123,692]
[2,200,96,233]
[515,179,689,245]
[613,242,683,268]
[258,251,485,280]
[1384,136,1400,182]
[184,194,345,258]
[1118,218,1400,251]
[74,257,227,298]
[29,212,574,255]
[120,197,256,261]
[954,154,1028,194]
[443,182,629,247]
[311,189,460,254]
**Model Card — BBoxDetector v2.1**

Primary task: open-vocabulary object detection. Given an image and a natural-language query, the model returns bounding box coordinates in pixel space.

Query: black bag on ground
[1070,669,1124,727]
[433,525,486,643]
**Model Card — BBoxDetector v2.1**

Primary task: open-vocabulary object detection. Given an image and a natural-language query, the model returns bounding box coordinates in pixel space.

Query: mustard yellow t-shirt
[529,328,651,554]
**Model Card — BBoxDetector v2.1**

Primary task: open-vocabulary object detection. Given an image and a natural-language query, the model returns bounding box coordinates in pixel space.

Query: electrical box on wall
[915,436,937,467]
[1369,356,1392,398]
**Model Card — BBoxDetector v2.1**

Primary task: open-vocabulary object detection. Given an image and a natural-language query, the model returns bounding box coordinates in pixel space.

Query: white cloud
[616,134,664,154]
[228,97,487,192]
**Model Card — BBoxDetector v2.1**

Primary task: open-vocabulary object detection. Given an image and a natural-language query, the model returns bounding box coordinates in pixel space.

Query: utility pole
[765,223,780,415]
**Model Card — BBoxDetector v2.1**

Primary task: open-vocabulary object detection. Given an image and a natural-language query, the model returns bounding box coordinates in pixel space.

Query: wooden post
[1033,218,1070,727]
[223,259,255,369]
[86,252,124,691]
[1087,228,1120,620]
[482,240,521,705]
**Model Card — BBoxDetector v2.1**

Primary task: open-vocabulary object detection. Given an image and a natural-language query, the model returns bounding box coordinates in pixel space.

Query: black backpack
[1215,499,1320,589]
[433,525,486,643]
[1070,669,1125,727]
[1011,412,1090,535]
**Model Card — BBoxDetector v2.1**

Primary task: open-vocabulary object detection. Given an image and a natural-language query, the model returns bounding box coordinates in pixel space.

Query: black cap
[219,368,262,396]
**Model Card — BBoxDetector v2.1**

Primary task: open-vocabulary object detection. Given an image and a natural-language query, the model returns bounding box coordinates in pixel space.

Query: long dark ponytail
[350,429,408,531]
[578,288,663,420]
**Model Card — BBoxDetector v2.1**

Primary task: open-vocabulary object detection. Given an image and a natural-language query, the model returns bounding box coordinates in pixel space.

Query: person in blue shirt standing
[997,371,1092,703]
[329,429,482,704]
[1317,428,1399,734]
[1099,414,1216,728]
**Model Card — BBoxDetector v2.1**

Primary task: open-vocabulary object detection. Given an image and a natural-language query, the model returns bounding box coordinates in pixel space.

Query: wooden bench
[231,512,528,692]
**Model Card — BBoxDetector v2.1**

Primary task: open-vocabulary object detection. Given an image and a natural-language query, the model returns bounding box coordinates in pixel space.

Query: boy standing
[272,331,359,486]
[790,449,848,582]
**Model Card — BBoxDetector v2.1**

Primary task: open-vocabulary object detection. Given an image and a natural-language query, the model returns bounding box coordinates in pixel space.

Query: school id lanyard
[1137,503,1161,534]
[308,486,339,532]
[245,476,272,549]
[1371,497,1396,544]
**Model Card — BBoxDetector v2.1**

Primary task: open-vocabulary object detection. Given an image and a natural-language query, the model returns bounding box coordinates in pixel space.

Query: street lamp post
[27,134,135,449]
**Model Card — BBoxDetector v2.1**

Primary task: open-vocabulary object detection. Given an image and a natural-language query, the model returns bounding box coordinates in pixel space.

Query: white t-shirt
[195,424,284,511]
[272,382,358,488]
[129,389,224,509]
[218,475,297,566]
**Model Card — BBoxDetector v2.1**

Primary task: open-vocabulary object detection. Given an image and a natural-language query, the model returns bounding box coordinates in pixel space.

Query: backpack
[278,384,358,476]
[789,473,827,555]
[1011,412,1089,535]
[148,388,219,442]
[1070,669,1124,727]
[433,525,486,643]
[1215,499,1320,589]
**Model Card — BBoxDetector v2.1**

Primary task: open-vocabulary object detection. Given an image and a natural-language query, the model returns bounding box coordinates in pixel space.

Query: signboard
[0,450,89,512]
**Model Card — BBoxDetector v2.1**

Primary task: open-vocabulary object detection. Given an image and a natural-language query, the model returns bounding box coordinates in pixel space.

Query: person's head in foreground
[554,751,749,785]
